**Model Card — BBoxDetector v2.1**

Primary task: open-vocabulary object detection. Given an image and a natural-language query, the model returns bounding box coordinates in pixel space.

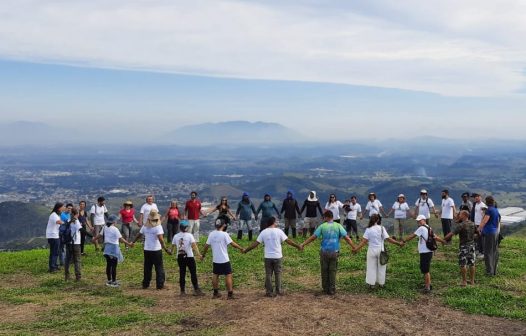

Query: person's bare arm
[353,238,368,253]
[229,240,245,253]
[244,241,260,254]
[285,239,302,251]
[344,235,356,249]
[201,244,210,261]
[301,234,317,248]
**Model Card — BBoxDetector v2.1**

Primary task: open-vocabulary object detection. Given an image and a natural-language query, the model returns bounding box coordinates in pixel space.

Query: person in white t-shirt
[343,196,362,241]
[46,202,65,273]
[138,195,159,227]
[470,193,487,256]
[386,194,411,240]
[402,215,446,293]
[352,214,403,288]
[202,218,245,299]
[414,189,438,224]
[361,192,386,220]
[64,208,83,281]
[170,220,204,296]
[243,217,302,297]
[90,196,108,251]
[440,189,456,236]
[133,209,171,290]
[325,194,344,223]
[93,215,134,287]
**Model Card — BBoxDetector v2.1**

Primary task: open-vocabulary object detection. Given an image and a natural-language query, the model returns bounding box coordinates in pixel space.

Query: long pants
[441,218,452,236]
[476,227,484,254]
[366,247,386,286]
[143,250,165,289]
[64,244,82,279]
[104,255,118,282]
[80,226,92,254]
[264,258,283,295]
[320,252,339,294]
[167,219,180,243]
[483,233,499,275]
[121,223,133,242]
[177,256,199,291]
[59,242,65,266]
[48,238,60,271]
[188,220,200,241]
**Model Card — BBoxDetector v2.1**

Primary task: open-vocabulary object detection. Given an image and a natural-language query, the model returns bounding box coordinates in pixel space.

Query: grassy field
[0,224,525,335]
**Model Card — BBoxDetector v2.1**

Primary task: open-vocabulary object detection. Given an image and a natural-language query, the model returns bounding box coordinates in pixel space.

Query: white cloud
[0,0,525,96]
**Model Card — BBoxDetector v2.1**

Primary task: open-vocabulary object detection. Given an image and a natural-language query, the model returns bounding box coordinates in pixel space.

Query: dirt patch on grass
[167,289,526,336]
[0,303,45,324]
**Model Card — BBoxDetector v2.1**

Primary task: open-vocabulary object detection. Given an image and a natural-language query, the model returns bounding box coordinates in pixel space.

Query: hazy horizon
[1,1,525,145]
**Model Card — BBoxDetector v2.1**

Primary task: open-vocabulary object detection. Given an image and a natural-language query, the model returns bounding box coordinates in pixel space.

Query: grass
[0,224,525,334]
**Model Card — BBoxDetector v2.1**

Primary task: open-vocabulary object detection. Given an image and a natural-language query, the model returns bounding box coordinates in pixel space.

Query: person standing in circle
[343,196,362,241]
[78,201,93,256]
[133,209,172,290]
[119,200,138,247]
[138,195,159,228]
[414,189,438,224]
[325,194,344,223]
[164,200,181,243]
[90,196,108,251]
[440,189,456,236]
[362,192,386,220]
[300,191,324,237]
[46,202,65,272]
[256,194,281,232]
[386,194,410,240]
[184,191,206,241]
[235,192,257,241]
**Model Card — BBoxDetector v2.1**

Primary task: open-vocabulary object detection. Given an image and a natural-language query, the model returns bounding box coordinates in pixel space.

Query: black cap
[461,192,469,198]
[470,193,480,197]
[442,189,449,194]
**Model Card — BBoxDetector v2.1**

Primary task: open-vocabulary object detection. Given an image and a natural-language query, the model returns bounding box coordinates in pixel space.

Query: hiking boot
[213,292,222,299]
[180,291,187,297]
[193,288,205,296]
[265,292,273,298]
[227,292,235,300]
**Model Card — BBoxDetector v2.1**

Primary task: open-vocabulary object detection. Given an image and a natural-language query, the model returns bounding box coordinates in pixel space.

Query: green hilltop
[0,221,525,334]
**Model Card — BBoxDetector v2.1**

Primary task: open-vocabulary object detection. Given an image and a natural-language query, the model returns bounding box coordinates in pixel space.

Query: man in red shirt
[185,191,206,241]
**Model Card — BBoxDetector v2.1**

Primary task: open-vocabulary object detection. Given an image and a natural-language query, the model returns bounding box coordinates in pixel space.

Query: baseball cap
[416,215,427,221]
[420,189,428,194]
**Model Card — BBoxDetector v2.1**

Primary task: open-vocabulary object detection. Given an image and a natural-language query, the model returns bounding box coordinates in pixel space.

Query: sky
[0,0,525,142]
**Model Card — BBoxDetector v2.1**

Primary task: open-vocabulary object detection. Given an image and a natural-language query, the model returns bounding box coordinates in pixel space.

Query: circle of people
[45,189,501,298]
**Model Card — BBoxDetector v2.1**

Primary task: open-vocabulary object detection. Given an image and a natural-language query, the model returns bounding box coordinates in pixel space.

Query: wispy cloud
[0,0,525,96]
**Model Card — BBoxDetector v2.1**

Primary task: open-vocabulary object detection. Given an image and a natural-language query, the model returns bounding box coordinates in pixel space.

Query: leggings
[104,255,118,282]
[177,256,199,291]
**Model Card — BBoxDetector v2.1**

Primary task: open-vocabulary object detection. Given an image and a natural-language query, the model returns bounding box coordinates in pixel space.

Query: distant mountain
[168,121,307,145]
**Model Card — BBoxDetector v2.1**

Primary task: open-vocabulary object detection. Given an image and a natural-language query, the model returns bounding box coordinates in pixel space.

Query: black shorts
[213,262,232,275]
[419,252,433,274]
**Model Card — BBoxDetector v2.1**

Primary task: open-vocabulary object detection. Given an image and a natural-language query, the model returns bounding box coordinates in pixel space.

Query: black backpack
[59,221,75,245]
[424,225,438,251]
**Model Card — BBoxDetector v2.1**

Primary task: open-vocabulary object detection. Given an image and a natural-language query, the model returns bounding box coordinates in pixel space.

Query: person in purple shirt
[478,196,500,276]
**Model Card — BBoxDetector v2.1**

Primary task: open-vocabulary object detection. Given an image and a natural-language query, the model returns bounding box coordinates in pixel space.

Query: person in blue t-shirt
[59,203,74,266]
[302,210,356,295]
[478,196,500,276]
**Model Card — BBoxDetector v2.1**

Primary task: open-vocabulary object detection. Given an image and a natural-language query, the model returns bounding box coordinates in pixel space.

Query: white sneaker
[110,281,120,288]
[106,281,113,287]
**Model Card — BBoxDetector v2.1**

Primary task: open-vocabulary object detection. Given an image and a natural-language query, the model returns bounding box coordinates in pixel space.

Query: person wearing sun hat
[170,220,204,296]
[119,200,138,245]
[133,209,172,290]
[386,194,410,240]
[414,189,437,224]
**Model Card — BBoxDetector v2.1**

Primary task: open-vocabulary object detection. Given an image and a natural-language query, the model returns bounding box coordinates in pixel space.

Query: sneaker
[110,281,120,288]
[227,293,235,300]
[106,281,113,287]
[180,291,187,297]
[213,292,222,299]
[265,293,273,298]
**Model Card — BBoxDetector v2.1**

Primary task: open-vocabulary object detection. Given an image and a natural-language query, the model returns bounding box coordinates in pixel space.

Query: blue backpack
[59,221,75,245]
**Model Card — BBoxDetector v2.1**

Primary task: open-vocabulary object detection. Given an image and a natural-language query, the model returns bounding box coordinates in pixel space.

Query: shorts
[419,252,433,274]
[213,262,232,275]
[458,243,476,267]
[94,225,103,235]
[303,217,319,229]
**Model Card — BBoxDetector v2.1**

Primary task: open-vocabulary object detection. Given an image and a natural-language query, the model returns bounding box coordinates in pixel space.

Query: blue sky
[0,1,525,141]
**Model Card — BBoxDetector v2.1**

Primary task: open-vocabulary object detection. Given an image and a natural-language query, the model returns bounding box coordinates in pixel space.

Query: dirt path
[142,289,526,336]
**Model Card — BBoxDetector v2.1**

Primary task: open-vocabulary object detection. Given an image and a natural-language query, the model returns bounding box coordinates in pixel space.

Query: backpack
[423,225,437,251]
[59,220,75,245]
